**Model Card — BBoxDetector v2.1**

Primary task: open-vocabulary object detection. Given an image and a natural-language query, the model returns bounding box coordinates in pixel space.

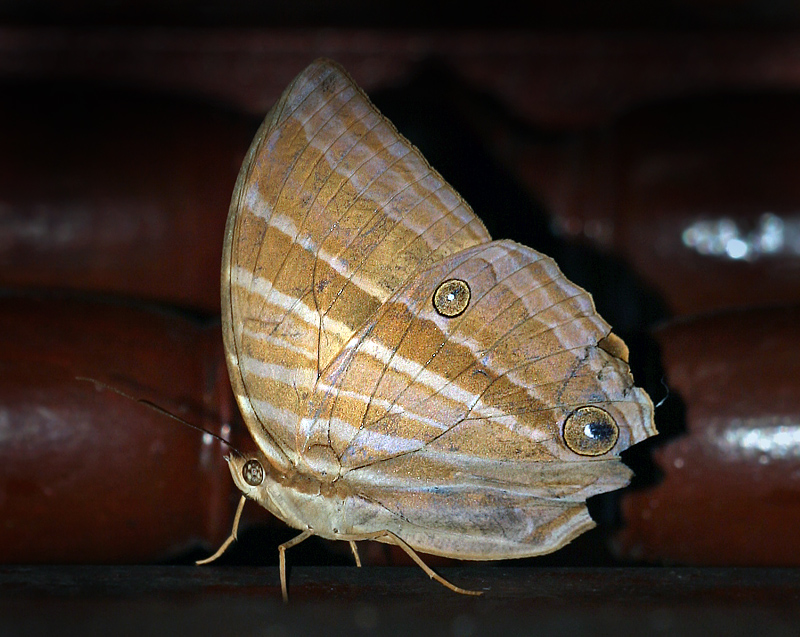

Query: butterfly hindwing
[297,240,654,556]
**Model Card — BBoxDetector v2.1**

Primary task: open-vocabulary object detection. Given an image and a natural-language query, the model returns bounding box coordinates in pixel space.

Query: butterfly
[199,58,657,600]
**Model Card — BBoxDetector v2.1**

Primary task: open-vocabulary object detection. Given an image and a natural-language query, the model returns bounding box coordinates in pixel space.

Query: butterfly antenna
[76,376,242,455]
[655,375,670,409]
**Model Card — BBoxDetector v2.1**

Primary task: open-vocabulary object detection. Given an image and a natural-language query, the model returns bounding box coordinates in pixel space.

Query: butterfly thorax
[226,452,386,540]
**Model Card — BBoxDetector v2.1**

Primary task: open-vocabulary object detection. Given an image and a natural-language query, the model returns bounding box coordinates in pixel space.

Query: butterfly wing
[305,240,656,558]
[221,59,491,470]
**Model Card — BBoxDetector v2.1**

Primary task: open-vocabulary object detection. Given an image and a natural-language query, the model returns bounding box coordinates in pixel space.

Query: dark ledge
[2,566,799,636]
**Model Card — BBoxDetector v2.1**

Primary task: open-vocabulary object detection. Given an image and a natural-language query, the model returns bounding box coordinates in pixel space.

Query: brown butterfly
[199,58,657,600]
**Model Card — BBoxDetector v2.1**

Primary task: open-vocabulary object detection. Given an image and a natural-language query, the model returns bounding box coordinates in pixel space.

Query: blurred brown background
[1,1,799,576]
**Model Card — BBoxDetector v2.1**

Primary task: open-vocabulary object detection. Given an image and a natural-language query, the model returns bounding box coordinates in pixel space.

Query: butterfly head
[225,453,272,507]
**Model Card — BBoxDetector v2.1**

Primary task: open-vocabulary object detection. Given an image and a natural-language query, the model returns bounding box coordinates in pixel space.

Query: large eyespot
[563,406,619,456]
[433,279,470,317]
[242,459,265,486]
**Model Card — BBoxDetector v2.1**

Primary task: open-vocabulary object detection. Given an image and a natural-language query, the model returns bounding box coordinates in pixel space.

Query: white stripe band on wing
[299,415,423,455]
[232,266,352,341]
[240,357,450,433]
[246,208,389,300]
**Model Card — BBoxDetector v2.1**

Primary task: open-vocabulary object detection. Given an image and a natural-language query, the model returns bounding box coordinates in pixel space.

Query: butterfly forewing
[223,59,492,468]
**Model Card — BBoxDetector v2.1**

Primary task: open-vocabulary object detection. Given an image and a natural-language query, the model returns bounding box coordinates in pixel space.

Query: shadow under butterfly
[199,58,657,601]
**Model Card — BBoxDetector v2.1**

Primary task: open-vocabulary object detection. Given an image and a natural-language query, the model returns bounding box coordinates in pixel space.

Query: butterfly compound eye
[242,459,265,486]
[433,279,471,317]
[563,406,619,456]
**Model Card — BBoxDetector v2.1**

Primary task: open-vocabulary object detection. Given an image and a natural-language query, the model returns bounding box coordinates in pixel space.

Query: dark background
[2,3,799,634]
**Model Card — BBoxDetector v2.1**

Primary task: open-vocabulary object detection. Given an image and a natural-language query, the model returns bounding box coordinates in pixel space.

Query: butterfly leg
[196,495,247,565]
[365,531,482,596]
[349,541,362,567]
[278,529,313,603]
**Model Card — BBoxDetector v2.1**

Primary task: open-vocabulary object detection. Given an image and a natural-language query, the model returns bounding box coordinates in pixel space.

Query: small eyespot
[242,459,265,486]
[562,406,619,456]
[433,279,470,317]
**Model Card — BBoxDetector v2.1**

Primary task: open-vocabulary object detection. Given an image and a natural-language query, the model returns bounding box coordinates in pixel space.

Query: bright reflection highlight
[716,417,800,460]
[682,213,800,261]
